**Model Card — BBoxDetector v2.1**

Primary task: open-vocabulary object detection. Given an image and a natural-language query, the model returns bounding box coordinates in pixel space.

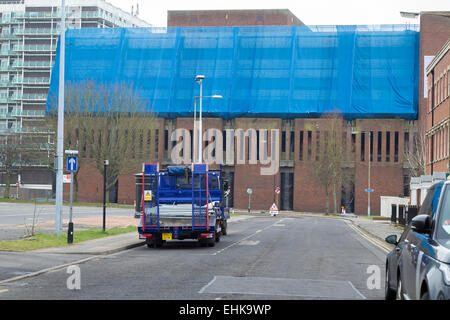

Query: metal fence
[391,205,419,226]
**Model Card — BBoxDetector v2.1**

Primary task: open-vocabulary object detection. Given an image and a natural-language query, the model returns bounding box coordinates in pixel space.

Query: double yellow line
[343,219,392,253]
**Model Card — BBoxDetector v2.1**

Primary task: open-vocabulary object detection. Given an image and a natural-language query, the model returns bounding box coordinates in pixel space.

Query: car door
[404,185,442,299]
[402,187,435,298]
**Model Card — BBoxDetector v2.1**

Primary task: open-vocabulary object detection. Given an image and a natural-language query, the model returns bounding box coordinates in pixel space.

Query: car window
[419,187,434,216]
[436,186,450,249]
[419,185,443,216]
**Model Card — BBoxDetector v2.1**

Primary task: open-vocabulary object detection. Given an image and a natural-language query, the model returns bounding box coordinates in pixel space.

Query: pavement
[3,211,404,256]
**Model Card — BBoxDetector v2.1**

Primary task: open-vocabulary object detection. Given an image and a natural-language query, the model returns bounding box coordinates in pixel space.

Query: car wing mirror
[385,234,398,245]
[411,214,431,234]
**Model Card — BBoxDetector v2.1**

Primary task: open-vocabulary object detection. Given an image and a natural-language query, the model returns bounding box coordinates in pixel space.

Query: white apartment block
[0,0,151,141]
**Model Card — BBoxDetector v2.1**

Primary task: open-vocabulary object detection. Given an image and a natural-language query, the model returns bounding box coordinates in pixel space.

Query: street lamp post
[368,131,371,217]
[193,75,222,163]
[103,159,109,232]
[55,0,66,236]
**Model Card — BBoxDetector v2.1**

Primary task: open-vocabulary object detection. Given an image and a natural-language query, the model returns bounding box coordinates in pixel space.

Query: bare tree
[306,113,346,214]
[0,134,21,198]
[403,128,426,178]
[48,80,155,202]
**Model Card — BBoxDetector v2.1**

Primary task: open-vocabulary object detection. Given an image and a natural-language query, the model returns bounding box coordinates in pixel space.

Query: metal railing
[12,44,56,52]
[12,77,50,85]
[0,110,45,117]
[10,93,48,101]
[14,28,60,36]
[12,60,53,68]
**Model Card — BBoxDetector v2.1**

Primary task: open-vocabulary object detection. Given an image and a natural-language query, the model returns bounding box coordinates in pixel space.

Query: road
[0,215,387,300]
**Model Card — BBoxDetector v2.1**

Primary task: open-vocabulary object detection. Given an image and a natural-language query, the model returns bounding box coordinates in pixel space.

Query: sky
[107,0,449,27]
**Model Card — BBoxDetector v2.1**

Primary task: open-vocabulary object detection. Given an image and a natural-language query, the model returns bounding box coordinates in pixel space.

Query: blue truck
[137,163,230,248]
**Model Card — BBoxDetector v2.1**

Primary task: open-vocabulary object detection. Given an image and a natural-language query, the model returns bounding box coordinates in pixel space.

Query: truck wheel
[208,240,215,247]
[146,238,154,248]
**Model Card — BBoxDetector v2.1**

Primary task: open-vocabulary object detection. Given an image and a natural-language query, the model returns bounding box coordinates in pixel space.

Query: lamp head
[195,75,205,83]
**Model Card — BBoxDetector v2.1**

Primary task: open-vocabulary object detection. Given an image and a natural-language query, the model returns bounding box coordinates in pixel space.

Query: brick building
[57,10,450,216]
[425,38,450,174]
[167,9,303,27]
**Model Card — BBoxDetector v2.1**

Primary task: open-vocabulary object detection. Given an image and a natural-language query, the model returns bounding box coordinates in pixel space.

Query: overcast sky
[107,0,449,27]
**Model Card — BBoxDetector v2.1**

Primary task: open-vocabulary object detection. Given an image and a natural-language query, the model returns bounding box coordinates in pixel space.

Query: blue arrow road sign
[365,188,374,192]
[67,156,77,172]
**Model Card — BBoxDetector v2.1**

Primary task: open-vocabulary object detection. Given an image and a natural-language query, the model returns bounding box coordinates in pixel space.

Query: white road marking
[238,240,260,246]
[198,276,217,294]
[348,281,367,300]
[212,219,282,255]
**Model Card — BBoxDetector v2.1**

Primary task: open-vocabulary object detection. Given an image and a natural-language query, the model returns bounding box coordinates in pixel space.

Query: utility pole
[103,160,109,232]
[368,131,371,217]
[55,0,66,236]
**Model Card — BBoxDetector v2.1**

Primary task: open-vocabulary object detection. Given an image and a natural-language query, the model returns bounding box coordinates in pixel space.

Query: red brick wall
[167,9,303,27]
[418,13,450,133]
[425,43,450,175]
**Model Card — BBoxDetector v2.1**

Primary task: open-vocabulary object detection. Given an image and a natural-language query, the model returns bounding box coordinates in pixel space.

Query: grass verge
[0,226,136,252]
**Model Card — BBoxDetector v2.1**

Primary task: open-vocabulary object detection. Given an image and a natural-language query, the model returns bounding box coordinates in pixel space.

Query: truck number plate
[162,233,172,241]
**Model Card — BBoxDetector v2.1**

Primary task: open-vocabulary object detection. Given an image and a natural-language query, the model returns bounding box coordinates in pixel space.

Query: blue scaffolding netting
[46,25,420,120]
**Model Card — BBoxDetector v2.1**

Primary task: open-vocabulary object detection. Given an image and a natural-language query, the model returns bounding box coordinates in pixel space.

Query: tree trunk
[325,186,329,215]
[4,171,11,199]
[332,183,337,214]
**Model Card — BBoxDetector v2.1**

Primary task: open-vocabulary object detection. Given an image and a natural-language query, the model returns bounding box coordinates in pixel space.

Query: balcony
[0,31,18,39]
[0,17,20,24]
[12,77,50,85]
[12,44,56,52]
[12,60,53,68]
[0,49,19,56]
[14,12,60,19]
[14,28,60,36]
[0,125,53,134]
[0,64,16,71]
[11,94,48,101]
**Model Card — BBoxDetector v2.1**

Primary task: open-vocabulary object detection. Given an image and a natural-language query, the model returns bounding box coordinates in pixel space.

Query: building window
[351,133,356,154]
[315,131,320,161]
[307,131,312,160]
[290,131,295,154]
[386,132,390,162]
[394,131,399,162]
[377,132,382,162]
[370,131,373,162]
[299,131,304,161]
[404,132,409,155]
[361,132,365,162]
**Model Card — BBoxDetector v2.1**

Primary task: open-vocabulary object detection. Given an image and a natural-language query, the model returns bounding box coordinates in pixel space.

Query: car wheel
[385,268,396,300]
[396,274,403,300]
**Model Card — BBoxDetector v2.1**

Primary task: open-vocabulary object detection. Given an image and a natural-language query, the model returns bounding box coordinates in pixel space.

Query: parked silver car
[385,179,450,300]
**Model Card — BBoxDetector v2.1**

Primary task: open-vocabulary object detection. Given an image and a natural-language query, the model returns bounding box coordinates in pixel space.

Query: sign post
[103,160,109,232]
[65,150,78,244]
[365,188,374,218]
[275,186,280,209]
[247,188,252,213]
